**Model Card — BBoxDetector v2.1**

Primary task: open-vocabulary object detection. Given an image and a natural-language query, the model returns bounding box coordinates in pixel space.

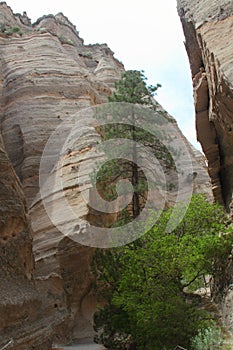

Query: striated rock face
[177,0,233,332]
[0,1,212,345]
[0,1,123,345]
[0,135,55,349]
[177,0,233,209]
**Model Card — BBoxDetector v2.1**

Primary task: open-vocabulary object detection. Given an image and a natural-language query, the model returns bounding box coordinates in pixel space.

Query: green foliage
[79,51,93,58]
[191,324,222,350]
[5,26,23,35]
[109,70,161,107]
[93,70,171,222]
[93,304,130,350]
[58,35,75,45]
[92,194,233,349]
[97,122,175,169]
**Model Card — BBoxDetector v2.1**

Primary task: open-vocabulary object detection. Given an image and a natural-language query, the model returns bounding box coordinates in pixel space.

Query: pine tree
[96,70,161,221]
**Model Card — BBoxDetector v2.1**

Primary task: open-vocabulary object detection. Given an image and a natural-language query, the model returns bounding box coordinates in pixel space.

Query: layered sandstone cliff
[177,0,233,209]
[177,0,233,332]
[0,135,57,349]
[0,2,212,346]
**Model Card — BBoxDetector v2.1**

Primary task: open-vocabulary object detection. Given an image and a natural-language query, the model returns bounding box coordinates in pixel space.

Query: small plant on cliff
[5,26,23,36]
[58,35,75,46]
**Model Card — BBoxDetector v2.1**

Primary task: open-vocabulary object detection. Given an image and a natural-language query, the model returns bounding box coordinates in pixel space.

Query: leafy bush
[191,324,222,350]
[92,194,233,349]
[5,26,23,36]
[58,35,75,46]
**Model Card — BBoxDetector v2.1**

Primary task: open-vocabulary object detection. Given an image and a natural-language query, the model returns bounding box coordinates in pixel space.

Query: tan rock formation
[0,1,212,345]
[0,135,55,349]
[177,0,233,209]
[177,0,233,332]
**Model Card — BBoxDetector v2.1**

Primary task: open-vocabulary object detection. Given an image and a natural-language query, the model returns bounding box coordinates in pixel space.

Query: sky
[4,0,200,150]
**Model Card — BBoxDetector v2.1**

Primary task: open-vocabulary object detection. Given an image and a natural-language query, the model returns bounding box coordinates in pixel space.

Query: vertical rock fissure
[179,14,224,205]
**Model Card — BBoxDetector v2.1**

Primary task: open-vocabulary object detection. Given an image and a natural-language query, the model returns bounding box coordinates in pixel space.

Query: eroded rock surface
[177,0,233,332]
[0,135,55,349]
[0,1,212,345]
[177,0,233,209]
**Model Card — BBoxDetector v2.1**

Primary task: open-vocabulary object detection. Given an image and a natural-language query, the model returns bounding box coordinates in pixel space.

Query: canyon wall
[0,135,55,349]
[0,2,212,346]
[177,0,233,332]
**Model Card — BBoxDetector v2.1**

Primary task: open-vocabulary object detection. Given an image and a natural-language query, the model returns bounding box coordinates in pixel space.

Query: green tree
[92,194,233,349]
[108,70,161,107]
[96,70,163,221]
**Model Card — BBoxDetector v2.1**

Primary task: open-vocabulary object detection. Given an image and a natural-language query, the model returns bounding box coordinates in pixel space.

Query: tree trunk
[131,109,140,219]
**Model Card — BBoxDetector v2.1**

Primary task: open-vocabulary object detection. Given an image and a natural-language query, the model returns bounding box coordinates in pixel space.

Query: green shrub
[5,26,23,36]
[92,194,233,349]
[58,35,75,46]
[191,325,222,350]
